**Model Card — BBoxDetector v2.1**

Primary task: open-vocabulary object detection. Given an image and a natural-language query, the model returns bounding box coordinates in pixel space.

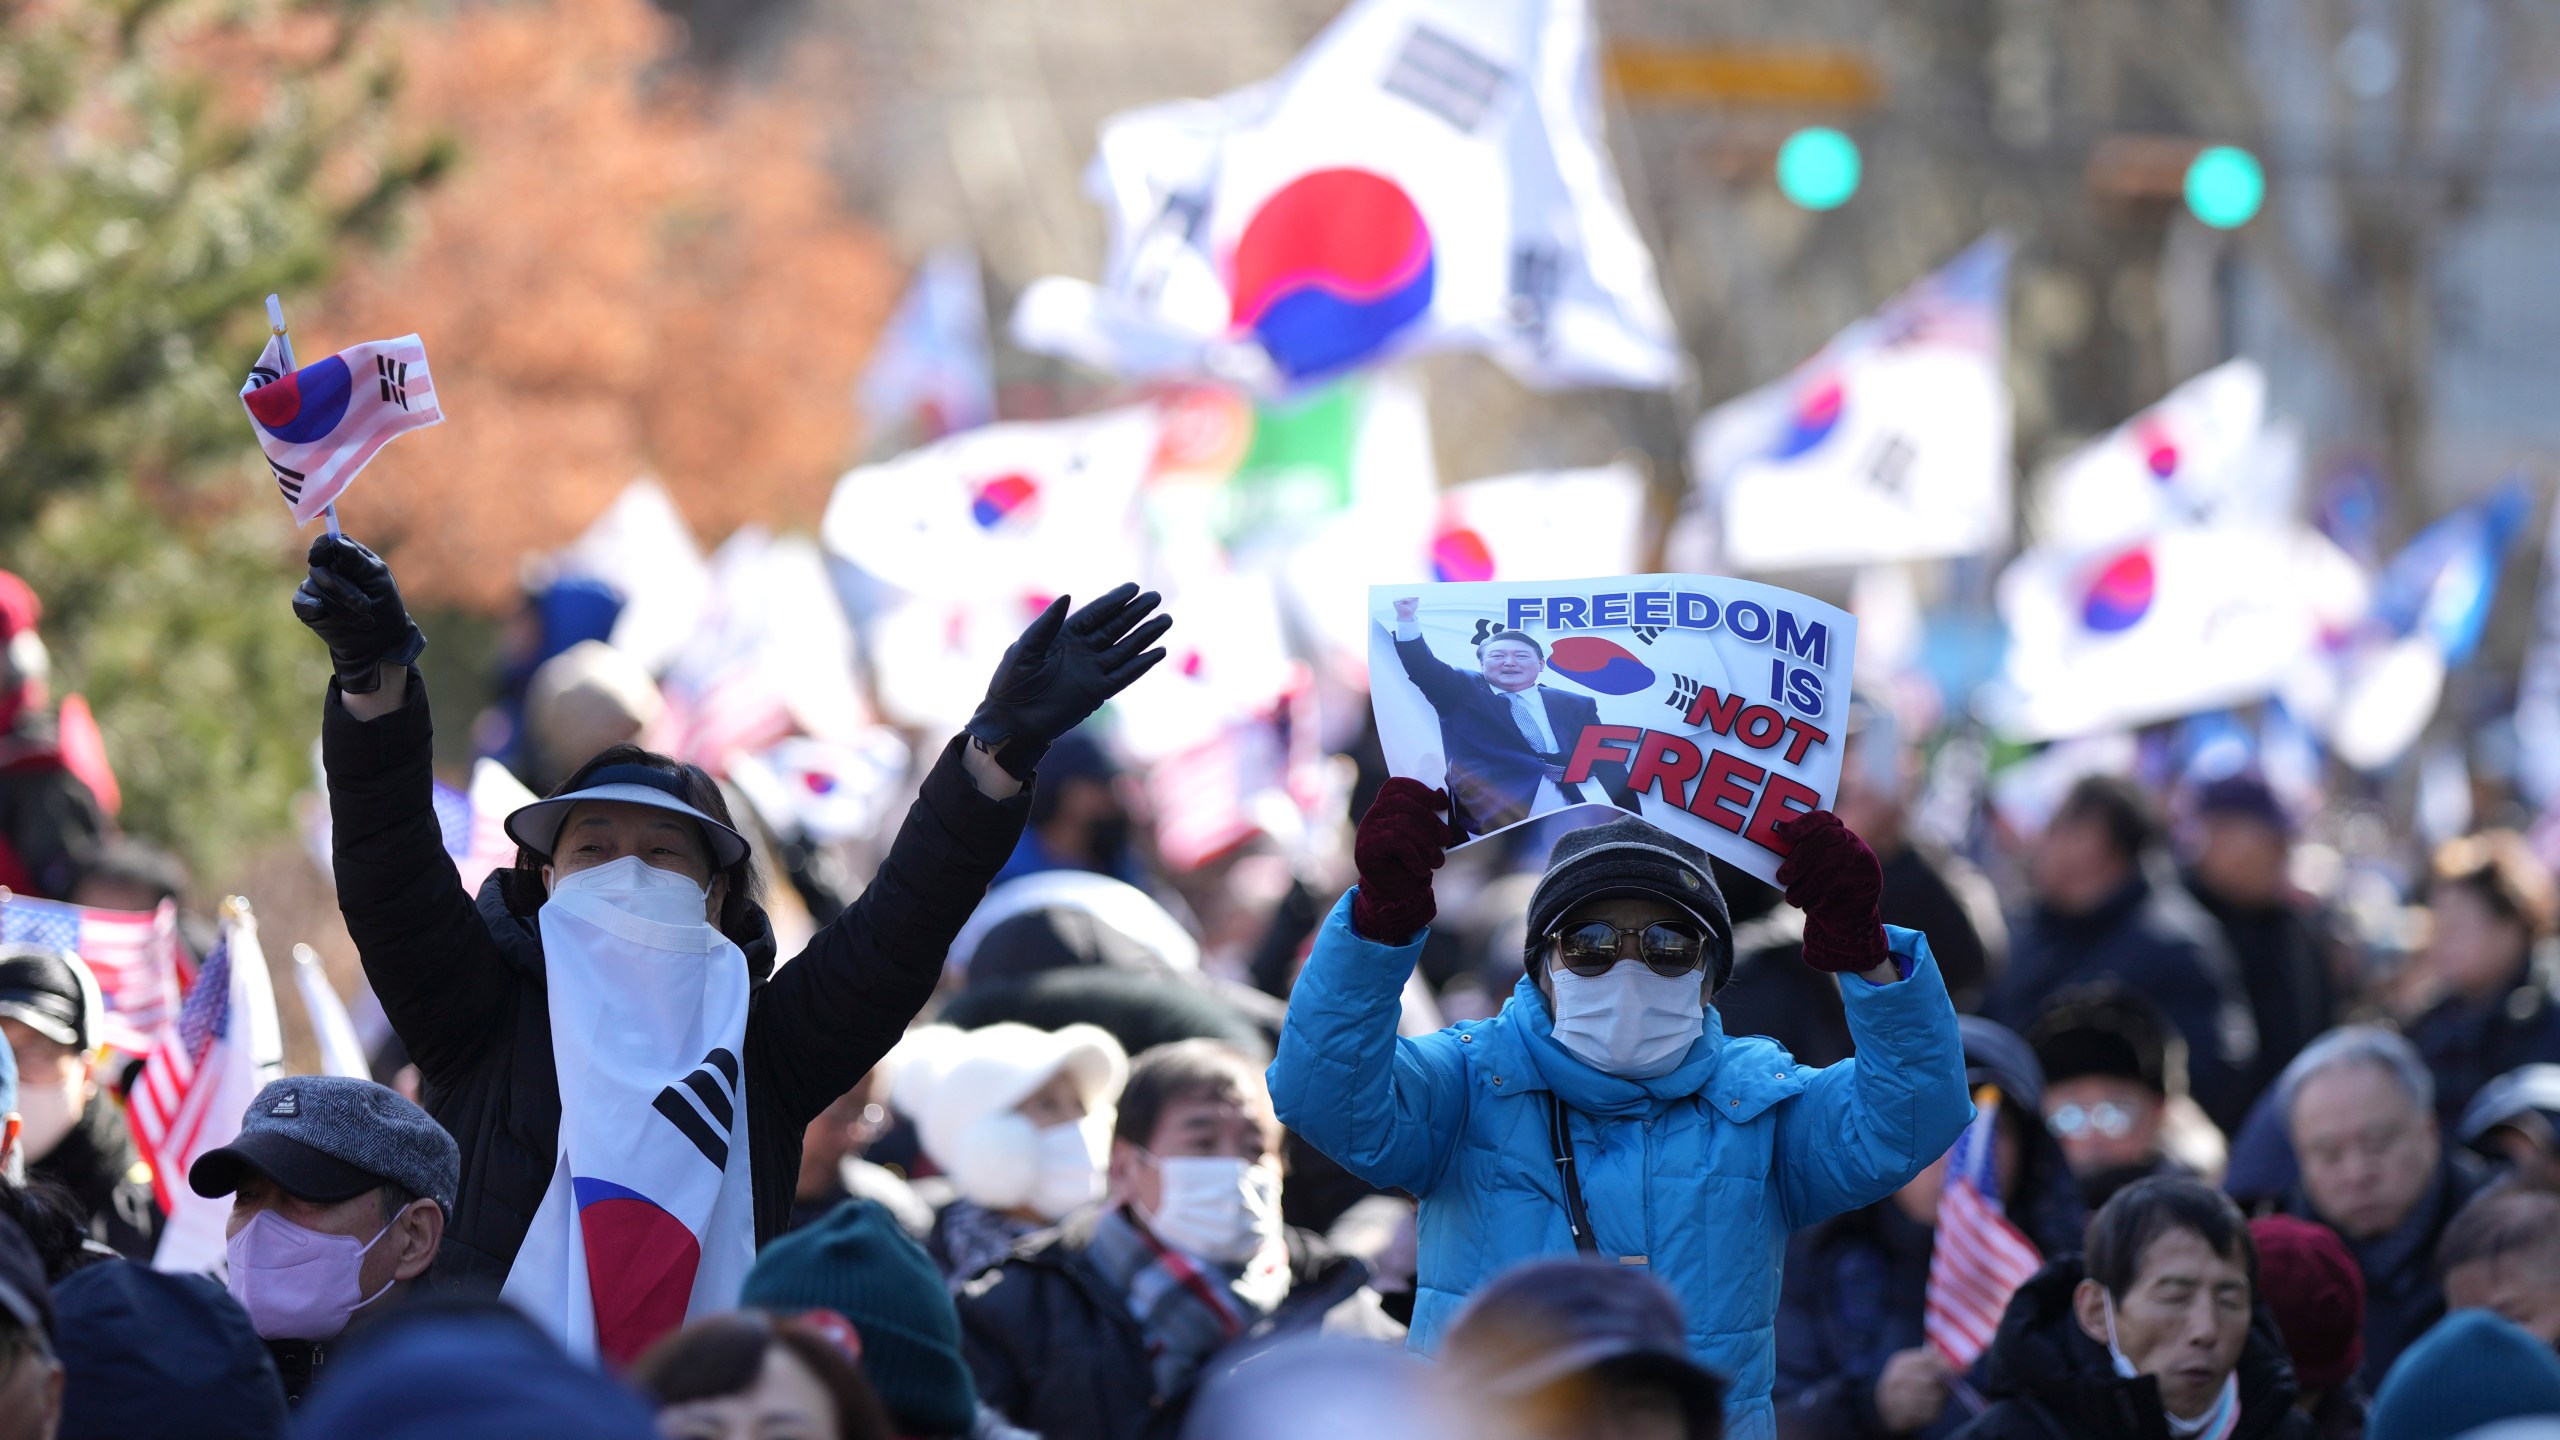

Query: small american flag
[1924,1085,2043,1369]
[128,926,232,1211]
[0,895,183,1056]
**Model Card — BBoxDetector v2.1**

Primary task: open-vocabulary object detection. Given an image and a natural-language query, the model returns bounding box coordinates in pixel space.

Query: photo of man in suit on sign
[1387,595,1638,841]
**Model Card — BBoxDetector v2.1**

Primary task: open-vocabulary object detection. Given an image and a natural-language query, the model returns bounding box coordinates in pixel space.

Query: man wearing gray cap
[187,1075,459,1404]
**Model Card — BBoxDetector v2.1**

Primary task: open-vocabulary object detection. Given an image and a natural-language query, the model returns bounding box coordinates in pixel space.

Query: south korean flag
[240,332,444,524]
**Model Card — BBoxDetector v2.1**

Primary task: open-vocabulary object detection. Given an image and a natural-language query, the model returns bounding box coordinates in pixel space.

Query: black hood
[1976,1255,2303,1440]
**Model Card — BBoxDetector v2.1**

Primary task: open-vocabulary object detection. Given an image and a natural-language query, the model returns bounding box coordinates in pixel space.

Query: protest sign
[1368,574,1857,884]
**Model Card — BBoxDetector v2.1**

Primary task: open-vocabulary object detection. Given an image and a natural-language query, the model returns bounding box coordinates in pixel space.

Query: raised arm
[749,584,1170,1127]
[1388,597,1478,712]
[300,535,515,1083]
[1765,812,1972,1229]
[1267,780,1470,1195]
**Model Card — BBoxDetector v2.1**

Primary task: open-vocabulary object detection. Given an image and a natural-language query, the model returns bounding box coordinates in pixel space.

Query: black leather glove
[966,583,1172,780]
[292,533,427,695]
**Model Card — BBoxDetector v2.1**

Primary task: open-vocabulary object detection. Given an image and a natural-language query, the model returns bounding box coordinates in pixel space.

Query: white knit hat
[888,1023,1129,1211]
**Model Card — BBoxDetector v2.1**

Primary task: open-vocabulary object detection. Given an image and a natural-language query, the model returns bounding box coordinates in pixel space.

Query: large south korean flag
[1012,0,1681,392]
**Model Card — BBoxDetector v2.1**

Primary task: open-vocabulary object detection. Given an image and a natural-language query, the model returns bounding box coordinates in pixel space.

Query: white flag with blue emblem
[1672,236,2011,572]
[1010,0,1678,392]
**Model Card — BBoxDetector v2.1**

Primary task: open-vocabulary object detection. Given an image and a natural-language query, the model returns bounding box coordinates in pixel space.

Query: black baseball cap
[1440,1258,1725,1434]
[1525,817,1734,986]
[0,944,95,1050]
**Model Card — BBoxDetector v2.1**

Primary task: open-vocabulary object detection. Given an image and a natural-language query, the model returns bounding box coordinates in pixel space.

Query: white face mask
[14,1068,84,1163]
[1030,1116,1110,1222]
[546,853,710,927]
[2104,1294,2242,1434]
[1141,1155,1283,1266]
[1546,963,1706,1078]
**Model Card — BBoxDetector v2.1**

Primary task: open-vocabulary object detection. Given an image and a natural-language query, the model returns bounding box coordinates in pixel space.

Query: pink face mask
[225,1208,399,1341]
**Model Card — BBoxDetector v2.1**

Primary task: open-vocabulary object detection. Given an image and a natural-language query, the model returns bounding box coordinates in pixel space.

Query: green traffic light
[1776,128,1862,211]
[2184,145,2265,228]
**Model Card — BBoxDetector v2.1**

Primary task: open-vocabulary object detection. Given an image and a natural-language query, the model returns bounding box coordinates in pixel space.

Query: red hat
[0,571,35,640]
[2250,1214,2365,1392]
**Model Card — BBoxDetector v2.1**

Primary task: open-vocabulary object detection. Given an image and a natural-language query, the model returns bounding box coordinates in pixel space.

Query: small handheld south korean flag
[240,296,443,525]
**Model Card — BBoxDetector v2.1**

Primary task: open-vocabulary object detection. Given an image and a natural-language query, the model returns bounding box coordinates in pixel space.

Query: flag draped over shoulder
[1011,0,1680,392]
[240,333,443,523]
[134,902,284,1273]
[1674,236,2011,572]
[1925,1087,2040,1369]
[0,895,182,1057]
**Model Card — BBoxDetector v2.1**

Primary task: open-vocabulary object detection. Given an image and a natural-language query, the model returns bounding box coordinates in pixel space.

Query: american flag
[128,924,233,1212]
[130,902,282,1263]
[1924,1085,2043,1368]
[0,895,183,1056]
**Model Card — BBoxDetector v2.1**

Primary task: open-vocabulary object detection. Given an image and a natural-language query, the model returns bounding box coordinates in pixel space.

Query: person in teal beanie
[739,1199,990,1439]
[2366,1309,2560,1440]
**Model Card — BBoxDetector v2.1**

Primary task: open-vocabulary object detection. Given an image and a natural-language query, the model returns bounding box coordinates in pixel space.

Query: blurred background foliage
[1,0,449,886]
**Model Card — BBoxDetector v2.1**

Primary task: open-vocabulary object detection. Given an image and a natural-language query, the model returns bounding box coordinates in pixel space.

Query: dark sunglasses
[1548,920,1710,979]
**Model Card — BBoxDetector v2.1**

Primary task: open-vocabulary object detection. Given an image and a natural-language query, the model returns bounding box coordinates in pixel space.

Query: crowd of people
[4,533,2560,1440]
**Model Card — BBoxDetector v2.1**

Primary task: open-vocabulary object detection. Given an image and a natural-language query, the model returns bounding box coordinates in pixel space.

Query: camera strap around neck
[1544,1093,1600,1255]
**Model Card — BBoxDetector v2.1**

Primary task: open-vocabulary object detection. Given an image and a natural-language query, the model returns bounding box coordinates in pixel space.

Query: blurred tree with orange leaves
[314,0,902,611]
[4,0,445,882]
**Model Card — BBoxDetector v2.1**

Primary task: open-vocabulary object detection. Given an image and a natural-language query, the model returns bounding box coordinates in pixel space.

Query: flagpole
[266,295,341,537]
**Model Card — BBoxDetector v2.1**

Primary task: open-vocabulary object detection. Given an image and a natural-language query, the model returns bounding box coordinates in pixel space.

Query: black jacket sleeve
[747,735,1031,1128]
[322,676,516,1084]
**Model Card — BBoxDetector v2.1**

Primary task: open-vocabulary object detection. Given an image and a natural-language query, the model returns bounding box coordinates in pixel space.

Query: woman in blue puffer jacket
[1269,781,1971,1440]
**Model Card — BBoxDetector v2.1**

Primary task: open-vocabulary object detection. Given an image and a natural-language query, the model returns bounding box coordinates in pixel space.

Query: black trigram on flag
[653,1047,740,1170]
[1666,673,1702,714]
[376,355,411,410]
[1382,24,1509,132]
[1470,617,1504,647]
[1632,625,1666,646]
[267,458,307,503]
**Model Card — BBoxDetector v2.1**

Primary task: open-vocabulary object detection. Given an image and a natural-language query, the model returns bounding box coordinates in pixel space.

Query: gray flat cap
[189,1076,459,1217]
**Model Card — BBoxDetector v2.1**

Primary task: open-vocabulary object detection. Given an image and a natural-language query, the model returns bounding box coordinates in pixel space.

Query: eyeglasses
[2048,1101,2137,1140]
[1548,921,1710,979]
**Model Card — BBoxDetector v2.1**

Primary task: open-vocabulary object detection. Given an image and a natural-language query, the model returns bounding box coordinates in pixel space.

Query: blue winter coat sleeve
[1268,890,1472,1197]
[1772,926,1973,1231]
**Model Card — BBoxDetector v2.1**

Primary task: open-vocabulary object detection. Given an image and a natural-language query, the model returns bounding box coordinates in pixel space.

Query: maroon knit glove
[1774,810,1889,975]
[1350,778,1455,944]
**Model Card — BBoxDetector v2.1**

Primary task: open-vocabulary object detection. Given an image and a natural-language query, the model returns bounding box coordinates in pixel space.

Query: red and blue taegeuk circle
[2133,420,2180,481]
[2080,547,2157,633]
[968,473,1039,530]
[1546,636,1657,695]
[1769,375,1845,459]
[242,356,355,444]
[1429,526,1494,583]
[1229,169,1434,383]
[573,1176,702,1365]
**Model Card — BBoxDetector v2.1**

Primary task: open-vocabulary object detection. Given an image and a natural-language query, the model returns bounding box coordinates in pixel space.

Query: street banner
[1010,0,1680,392]
[1672,235,2010,572]
[241,332,442,524]
[1368,574,1857,884]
